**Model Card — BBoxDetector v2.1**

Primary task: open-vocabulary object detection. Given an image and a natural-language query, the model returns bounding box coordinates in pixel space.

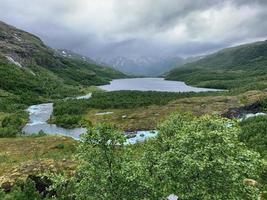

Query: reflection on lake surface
[99,78,221,92]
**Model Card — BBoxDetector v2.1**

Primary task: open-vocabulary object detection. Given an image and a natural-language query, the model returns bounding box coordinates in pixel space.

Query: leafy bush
[0,179,41,200]
[0,111,28,138]
[150,114,262,199]
[55,143,65,149]
[239,116,267,158]
[52,114,82,129]
[73,115,262,199]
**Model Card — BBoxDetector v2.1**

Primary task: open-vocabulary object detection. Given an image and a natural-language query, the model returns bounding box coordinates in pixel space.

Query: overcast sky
[0,0,267,59]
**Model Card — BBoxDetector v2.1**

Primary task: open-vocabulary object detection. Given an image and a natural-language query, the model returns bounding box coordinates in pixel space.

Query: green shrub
[0,112,28,138]
[239,116,267,158]
[55,143,65,149]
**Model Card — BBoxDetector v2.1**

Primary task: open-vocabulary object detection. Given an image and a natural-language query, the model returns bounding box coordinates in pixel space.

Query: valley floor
[84,90,267,130]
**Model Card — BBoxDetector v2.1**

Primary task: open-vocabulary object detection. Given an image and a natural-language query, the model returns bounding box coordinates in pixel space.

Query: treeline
[1,114,265,199]
[87,91,206,109]
[51,91,220,128]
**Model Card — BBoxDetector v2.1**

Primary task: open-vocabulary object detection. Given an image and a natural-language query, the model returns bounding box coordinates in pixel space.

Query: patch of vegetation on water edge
[51,90,227,129]
[51,90,267,130]
[0,110,28,138]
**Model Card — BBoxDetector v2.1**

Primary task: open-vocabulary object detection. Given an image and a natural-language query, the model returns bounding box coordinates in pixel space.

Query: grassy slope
[166,40,267,91]
[0,136,77,184]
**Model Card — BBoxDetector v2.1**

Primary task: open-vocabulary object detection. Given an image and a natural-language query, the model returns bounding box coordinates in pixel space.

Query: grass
[0,135,78,184]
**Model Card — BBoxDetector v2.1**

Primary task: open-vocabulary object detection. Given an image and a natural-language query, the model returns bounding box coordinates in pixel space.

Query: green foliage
[55,143,65,149]
[74,123,161,199]
[76,123,127,200]
[153,114,262,199]
[239,116,267,159]
[72,115,262,199]
[52,114,82,129]
[0,115,263,199]
[259,98,267,109]
[0,111,28,137]
[0,179,41,200]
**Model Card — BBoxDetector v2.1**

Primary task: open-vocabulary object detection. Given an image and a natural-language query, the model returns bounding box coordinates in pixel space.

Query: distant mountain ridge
[166,40,267,91]
[100,56,184,76]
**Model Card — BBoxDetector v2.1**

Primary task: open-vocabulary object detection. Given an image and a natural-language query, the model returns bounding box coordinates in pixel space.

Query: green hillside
[0,21,126,100]
[166,40,267,91]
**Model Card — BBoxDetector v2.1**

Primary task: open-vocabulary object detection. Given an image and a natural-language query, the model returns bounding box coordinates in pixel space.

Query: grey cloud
[0,0,266,59]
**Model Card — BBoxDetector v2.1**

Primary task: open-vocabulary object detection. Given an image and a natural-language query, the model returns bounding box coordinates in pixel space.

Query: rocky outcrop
[222,102,263,119]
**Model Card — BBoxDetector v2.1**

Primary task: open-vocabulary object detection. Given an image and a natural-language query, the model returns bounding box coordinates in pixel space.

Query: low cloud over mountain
[1,0,266,60]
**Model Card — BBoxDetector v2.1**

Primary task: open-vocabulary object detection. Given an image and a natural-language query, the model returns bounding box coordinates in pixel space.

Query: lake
[99,78,221,92]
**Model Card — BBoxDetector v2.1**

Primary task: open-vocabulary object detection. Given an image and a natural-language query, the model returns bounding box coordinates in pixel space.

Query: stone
[167,194,178,200]
[243,178,258,187]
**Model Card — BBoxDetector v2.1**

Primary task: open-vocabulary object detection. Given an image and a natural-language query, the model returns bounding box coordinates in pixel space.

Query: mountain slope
[0,21,126,101]
[54,49,100,65]
[166,40,267,91]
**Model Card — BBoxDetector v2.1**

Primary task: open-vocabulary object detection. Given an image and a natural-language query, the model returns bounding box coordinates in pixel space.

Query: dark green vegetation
[82,90,215,109]
[239,116,267,159]
[51,90,223,128]
[239,116,267,198]
[166,40,267,91]
[1,114,264,199]
[0,111,28,138]
[0,179,42,200]
[0,21,125,134]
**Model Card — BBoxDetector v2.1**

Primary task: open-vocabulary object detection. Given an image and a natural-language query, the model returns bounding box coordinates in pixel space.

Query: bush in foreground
[73,114,262,199]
